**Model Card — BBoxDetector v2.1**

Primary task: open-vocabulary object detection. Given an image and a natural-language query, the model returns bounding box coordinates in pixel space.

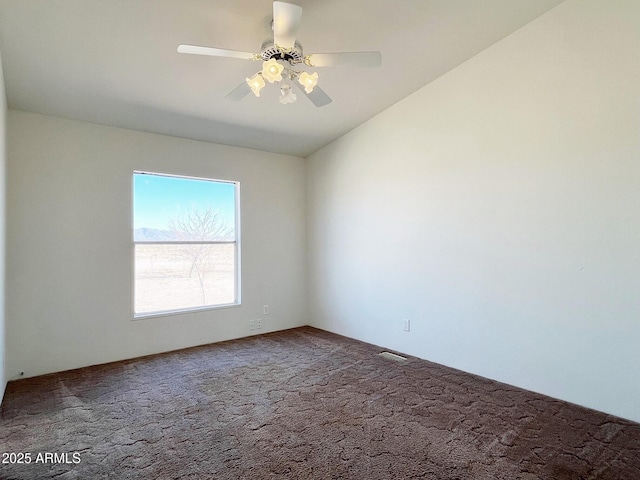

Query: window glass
[133,171,239,316]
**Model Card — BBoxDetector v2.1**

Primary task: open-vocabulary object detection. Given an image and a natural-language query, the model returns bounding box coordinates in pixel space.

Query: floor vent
[378,351,407,362]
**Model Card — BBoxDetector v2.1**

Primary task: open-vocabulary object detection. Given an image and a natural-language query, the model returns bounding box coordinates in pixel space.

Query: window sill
[132,302,241,321]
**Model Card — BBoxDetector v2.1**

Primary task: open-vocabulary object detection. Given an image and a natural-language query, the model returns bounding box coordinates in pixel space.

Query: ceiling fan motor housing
[260,39,304,64]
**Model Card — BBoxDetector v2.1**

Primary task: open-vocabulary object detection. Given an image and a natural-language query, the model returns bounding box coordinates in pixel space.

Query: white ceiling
[0,0,564,157]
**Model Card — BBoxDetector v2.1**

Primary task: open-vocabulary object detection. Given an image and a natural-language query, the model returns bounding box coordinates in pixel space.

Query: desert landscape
[134,243,236,314]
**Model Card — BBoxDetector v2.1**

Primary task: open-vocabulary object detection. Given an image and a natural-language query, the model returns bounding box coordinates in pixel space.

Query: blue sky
[133,172,236,231]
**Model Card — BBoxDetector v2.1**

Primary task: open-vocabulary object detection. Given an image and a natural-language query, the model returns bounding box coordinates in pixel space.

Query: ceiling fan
[177,1,382,107]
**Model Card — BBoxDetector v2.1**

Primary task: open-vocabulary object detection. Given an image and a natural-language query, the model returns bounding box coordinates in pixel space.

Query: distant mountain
[134,228,179,242]
[134,228,235,242]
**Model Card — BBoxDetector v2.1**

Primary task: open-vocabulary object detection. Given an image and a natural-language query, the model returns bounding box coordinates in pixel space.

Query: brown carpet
[1,327,639,479]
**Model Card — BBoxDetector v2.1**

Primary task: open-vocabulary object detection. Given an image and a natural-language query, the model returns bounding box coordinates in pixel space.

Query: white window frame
[132,171,241,318]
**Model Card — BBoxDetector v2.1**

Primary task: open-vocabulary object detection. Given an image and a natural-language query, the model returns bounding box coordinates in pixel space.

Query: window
[133,171,240,316]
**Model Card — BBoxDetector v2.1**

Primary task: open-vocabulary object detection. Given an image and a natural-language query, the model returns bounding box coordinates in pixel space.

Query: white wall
[6,111,307,378]
[307,0,640,422]
[0,50,7,401]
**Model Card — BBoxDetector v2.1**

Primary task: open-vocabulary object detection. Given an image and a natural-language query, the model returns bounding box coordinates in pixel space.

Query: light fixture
[244,48,321,104]
[261,58,285,83]
[245,73,266,97]
[297,71,318,93]
[279,83,297,104]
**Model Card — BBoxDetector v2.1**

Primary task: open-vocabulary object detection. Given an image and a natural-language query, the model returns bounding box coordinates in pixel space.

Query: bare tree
[168,207,233,303]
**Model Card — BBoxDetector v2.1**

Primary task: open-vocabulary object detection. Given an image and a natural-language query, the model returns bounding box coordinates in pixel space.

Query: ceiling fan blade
[225,82,252,101]
[305,51,382,68]
[273,1,303,50]
[294,82,332,107]
[177,44,257,60]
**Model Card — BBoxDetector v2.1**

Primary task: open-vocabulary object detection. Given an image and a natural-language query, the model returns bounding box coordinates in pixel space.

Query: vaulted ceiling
[0,0,564,157]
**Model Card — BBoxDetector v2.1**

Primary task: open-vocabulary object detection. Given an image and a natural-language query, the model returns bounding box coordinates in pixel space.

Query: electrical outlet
[256,318,262,329]
[403,319,410,332]
[249,319,256,330]
[263,305,269,315]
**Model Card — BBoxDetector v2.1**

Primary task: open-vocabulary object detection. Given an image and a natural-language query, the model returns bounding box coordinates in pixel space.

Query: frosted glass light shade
[298,71,318,93]
[246,73,266,97]
[279,83,297,104]
[262,59,284,83]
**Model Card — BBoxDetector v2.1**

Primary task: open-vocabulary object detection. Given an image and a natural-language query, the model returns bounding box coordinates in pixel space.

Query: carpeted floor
[1,327,639,479]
